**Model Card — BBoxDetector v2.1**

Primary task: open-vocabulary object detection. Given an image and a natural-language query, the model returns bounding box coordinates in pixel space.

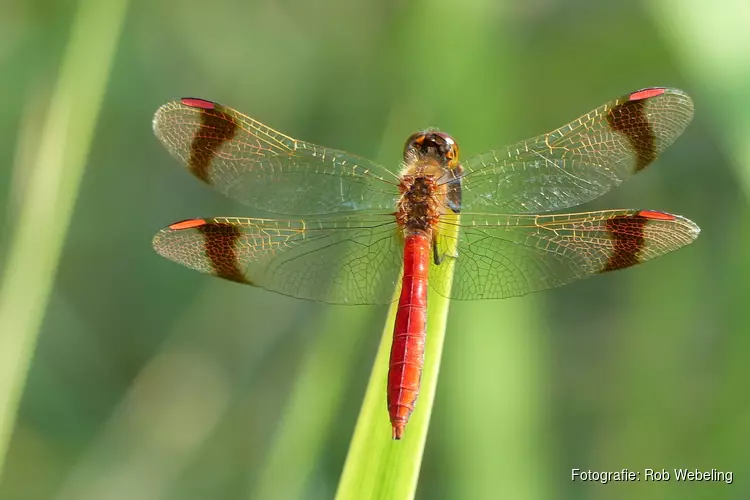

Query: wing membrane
[153,98,399,215]
[153,90,699,304]
[152,215,402,305]
[430,209,699,300]
[459,88,694,213]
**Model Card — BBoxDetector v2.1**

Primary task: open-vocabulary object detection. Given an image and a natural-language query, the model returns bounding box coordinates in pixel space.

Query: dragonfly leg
[445,170,463,214]
[432,237,458,265]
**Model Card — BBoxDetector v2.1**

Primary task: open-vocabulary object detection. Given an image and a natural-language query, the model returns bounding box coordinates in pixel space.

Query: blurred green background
[1,0,748,498]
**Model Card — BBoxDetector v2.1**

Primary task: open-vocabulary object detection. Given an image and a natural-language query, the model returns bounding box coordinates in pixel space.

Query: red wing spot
[629,88,666,101]
[637,210,675,221]
[169,218,208,230]
[188,105,239,184]
[601,214,649,272]
[181,97,216,110]
[197,222,251,284]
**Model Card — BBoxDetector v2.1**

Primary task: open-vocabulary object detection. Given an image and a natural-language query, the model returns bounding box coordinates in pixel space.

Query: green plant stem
[334,289,450,500]
[336,215,459,500]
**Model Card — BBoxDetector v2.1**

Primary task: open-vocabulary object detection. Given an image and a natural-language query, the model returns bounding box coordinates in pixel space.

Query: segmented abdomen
[388,231,430,440]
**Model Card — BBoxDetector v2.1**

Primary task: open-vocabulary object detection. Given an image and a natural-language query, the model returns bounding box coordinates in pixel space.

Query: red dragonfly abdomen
[388,231,431,440]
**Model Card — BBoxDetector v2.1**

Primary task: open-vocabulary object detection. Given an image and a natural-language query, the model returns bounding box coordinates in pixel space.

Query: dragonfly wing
[459,88,694,213]
[153,98,399,215]
[153,215,403,305]
[430,210,699,300]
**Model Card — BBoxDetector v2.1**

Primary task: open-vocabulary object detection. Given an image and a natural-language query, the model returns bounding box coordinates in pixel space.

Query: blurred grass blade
[645,0,750,196]
[645,0,750,478]
[251,305,370,500]
[0,0,128,475]
[443,298,549,499]
[335,213,459,500]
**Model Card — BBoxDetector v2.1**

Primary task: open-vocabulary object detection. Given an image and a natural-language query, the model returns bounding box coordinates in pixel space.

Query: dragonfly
[152,87,699,440]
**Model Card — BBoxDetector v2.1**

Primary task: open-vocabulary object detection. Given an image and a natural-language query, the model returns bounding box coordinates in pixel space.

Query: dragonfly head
[404,130,460,169]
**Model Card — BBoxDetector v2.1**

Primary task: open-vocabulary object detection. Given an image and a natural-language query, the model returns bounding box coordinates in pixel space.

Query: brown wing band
[601,213,649,272]
[188,105,238,183]
[606,95,658,172]
[197,222,252,284]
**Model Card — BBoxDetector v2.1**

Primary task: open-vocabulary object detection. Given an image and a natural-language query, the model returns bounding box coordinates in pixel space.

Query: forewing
[430,209,699,300]
[153,98,399,215]
[459,88,694,213]
[152,215,403,305]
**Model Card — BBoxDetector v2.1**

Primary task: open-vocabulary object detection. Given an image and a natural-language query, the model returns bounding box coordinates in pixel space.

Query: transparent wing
[459,88,694,213]
[430,209,700,300]
[153,98,400,215]
[152,215,403,305]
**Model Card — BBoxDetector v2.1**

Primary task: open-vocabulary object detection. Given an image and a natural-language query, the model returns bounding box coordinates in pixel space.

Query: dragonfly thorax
[396,175,442,232]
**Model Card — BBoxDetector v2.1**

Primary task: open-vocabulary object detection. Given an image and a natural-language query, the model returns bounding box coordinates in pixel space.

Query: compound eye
[432,131,452,143]
[435,132,458,156]
[433,132,459,162]
[446,145,459,164]
[404,132,426,153]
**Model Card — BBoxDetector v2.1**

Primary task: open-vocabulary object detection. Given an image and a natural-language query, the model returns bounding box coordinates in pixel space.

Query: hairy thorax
[396,162,449,236]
